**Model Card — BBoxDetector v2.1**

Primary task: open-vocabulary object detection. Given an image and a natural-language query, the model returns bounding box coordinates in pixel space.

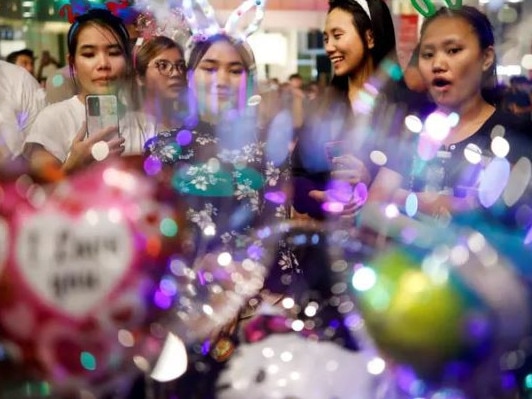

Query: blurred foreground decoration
[0,156,188,397]
[350,203,531,398]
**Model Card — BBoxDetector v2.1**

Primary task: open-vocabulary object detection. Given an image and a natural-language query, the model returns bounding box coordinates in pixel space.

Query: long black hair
[328,0,397,97]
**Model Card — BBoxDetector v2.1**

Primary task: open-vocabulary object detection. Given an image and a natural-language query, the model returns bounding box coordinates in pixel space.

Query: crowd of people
[1,0,532,397]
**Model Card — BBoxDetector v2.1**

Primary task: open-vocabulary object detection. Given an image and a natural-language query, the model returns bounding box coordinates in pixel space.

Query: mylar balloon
[0,156,187,397]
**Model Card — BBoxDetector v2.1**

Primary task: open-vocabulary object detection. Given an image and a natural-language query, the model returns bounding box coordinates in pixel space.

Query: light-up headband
[182,0,267,43]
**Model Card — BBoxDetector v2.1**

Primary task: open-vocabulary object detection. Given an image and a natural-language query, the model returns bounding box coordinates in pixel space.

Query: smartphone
[325,140,348,166]
[85,94,119,137]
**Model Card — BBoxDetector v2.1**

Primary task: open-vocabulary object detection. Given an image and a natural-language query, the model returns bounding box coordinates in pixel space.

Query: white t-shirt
[25,96,151,163]
[0,61,46,158]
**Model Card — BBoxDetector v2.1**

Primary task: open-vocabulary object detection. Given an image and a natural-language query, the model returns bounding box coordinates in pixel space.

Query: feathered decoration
[59,0,138,24]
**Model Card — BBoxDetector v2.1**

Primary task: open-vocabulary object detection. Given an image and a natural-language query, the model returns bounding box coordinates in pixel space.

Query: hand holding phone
[85,94,120,138]
[325,140,348,167]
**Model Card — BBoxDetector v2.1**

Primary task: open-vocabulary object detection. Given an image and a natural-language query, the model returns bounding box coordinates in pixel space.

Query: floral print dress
[144,118,299,279]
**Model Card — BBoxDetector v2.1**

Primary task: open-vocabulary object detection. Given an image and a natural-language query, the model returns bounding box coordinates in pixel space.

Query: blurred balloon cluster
[0,157,187,397]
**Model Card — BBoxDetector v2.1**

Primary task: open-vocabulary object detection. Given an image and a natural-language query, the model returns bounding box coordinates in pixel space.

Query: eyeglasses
[152,60,187,77]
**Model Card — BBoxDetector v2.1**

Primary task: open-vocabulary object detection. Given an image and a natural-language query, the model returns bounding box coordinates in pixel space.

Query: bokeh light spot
[491,136,510,158]
[160,218,178,237]
[522,54,532,70]
[352,267,377,291]
[52,74,64,88]
[80,351,97,371]
[405,114,423,133]
[176,129,192,146]
[425,112,451,141]
[405,193,418,217]
[144,156,162,176]
[367,357,386,375]
[91,141,110,161]
[370,150,388,166]
[464,143,482,164]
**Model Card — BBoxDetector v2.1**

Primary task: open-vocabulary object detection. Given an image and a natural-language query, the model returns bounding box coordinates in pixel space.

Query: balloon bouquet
[0,156,190,397]
[3,0,532,399]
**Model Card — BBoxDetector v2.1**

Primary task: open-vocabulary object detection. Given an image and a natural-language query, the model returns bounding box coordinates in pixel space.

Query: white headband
[354,0,371,20]
[182,0,267,41]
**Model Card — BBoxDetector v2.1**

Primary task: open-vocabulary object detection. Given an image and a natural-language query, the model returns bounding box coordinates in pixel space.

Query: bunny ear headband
[410,0,462,18]
[182,0,266,44]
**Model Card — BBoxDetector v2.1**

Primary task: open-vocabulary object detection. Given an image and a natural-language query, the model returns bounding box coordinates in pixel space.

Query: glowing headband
[182,0,267,42]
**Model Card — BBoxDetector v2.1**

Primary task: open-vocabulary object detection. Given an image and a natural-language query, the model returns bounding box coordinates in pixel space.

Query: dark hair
[66,9,133,87]
[187,33,256,95]
[289,73,303,81]
[510,75,528,85]
[187,34,256,75]
[135,36,184,78]
[419,6,499,105]
[328,0,397,96]
[6,49,34,64]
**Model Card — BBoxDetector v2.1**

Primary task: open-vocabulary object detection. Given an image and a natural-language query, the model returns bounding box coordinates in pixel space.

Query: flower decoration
[59,0,139,24]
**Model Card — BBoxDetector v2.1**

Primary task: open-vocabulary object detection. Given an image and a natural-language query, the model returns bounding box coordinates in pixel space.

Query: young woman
[145,33,296,398]
[134,36,188,134]
[292,0,397,220]
[24,9,146,175]
[368,6,532,219]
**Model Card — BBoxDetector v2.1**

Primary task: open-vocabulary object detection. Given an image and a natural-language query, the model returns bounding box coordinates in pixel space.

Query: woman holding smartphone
[24,9,146,175]
[291,0,397,221]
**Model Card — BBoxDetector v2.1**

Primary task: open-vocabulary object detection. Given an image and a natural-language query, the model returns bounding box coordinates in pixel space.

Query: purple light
[264,190,287,204]
[247,244,263,260]
[464,312,491,340]
[238,70,247,112]
[176,129,192,146]
[525,225,532,245]
[154,290,172,309]
[322,201,344,213]
[478,157,510,208]
[343,313,362,328]
[144,156,162,176]
[160,277,178,296]
[500,372,517,391]
[417,134,439,161]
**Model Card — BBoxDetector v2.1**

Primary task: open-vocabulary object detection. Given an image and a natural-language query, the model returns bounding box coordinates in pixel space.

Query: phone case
[85,94,120,137]
[325,140,348,164]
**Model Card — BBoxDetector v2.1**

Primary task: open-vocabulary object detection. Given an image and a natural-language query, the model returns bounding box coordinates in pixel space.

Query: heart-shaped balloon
[0,156,188,395]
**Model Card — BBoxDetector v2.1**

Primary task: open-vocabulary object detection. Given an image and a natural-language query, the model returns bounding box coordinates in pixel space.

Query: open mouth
[432,78,451,89]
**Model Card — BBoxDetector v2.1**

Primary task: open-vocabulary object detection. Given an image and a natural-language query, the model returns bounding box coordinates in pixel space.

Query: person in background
[0,60,45,160]
[288,72,304,90]
[133,35,188,137]
[36,50,61,86]
[6,48,36,76]
[504,75,532,125]
[24,9,146,175]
